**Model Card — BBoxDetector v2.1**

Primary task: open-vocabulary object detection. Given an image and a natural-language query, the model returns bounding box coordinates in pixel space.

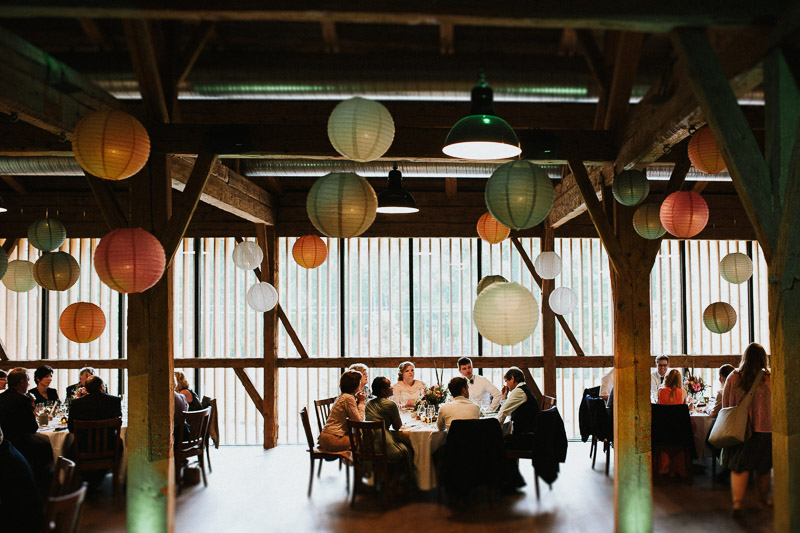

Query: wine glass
[425,405,434,424]
[416,403,425,421]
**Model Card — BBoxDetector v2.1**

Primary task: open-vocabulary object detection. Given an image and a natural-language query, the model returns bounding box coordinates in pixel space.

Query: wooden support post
[125,156,175,533]
[540,225,557,397]
[256,224,279,449]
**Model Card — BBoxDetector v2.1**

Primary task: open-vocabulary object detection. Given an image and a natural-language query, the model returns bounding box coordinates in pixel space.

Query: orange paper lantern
[476,212,510,244]
[659,191,709,238]
[94,228,166,293]
[292,235,328,269]
[59,302,106,343]
[688,126,726,174]
[72,109,151,180]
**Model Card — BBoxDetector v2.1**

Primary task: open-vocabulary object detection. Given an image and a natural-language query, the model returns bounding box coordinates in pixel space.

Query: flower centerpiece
[684,375,706,398]
[414,365,449,410]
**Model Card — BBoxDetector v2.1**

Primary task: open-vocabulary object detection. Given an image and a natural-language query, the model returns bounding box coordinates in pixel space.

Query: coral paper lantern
[476,212,510,244]
[0,247,7,281]
[612,169,650,206]
[2,260,36,292]
[59,302,106,343]
[485,160,554,230]
[633,203,667,239]
[688,126,726,174]
[306,173,377,238]
[247,282,278,312]
[232,241,263,270]
[473,282,539,346]
[72,109,151,180]
[94,228,166,293]
[720,252,753,284]
[549,287,578,315]
[28,218,67,251]
[34,252,80,291]
[327,97,395,162]
[703,302,737,334]
[292,235,328,269]
[477,275,507,295]
[659,191,709,238]
[534,251,562,279]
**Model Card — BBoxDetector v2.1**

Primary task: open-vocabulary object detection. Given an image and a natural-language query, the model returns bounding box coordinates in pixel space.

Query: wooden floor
[79,442,774,533]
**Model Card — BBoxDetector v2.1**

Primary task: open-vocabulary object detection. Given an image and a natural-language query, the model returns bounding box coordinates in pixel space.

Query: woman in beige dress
[391,361,426,408]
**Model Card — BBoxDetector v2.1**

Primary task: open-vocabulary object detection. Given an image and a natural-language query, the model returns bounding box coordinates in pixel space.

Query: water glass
[425,405,434,423]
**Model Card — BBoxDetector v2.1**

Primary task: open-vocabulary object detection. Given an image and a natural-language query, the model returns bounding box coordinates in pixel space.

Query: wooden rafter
[76,18,111,51]
[123,19,171,123]
[1,175,29,195]
[602,31,644,131]
[85,173,128,230]
[0,335,8,361]
[175,22,216,87]
[2,238,19,255]
[575,29,608,92]
[233,368,264,416]
[320,20,339,54]
[439,20,454,54]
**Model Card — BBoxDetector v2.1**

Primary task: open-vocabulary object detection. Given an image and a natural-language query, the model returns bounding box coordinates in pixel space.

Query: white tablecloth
[399,413,446,491]
[690,412,714,459]
[39,421,129,482]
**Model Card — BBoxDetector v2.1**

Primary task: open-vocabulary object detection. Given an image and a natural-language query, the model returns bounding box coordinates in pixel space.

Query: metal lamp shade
[612,169,650,206]
[72,110,151,180]
[33,252,80,291]
[0,247,7,280]
[327,97,395,162]
[2,260,36,292]
[94,228,166,293]
[703,302,737,334]
[476,212,510,244]
[232,240,264,270]
[659,191,709,238]
[443,115,521,160]
[534,251,562,279]
[632,204,667,239]
[719,252,753,284]
[476,274,507,295]
[688,126,726,174]
[247,282,278,312]
[376,166,418,214]
[485,160,554,230]
[292,235,328,269]
[28,218,67,251]
[59,302,106,343]
[306,173,377,238]
[473,281,539,346]
[549,287,578,315]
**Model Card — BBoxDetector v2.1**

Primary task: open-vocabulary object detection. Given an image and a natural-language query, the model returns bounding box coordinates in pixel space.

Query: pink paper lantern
[94,228,166,293]
[659,191,709,238]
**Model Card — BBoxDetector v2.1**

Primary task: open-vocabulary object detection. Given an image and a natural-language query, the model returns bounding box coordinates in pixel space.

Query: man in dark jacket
[67,375,122,432]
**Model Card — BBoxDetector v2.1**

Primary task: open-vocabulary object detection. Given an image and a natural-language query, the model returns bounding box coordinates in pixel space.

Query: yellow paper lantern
[688,126,726,174]
[632,204,667,239]
[306,173,377,238]
[33,252,80,291]
[59,302,106,343]
[473,281,539,345]
[2,259,36,292]
[719,252,753,284]
[72,109,151,180]
[703,302,737,334]
[476,212,510,244]
[292,235,328,269]
[327,97,395,162]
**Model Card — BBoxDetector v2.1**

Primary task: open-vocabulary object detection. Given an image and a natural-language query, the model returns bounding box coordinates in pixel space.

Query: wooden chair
[651,404,694,481]
[72,418,123,498]
[541,395,556,410]
[313,397,336,435]
[346,418,395,508]
[300,407,351,497]
[175,407,212,494]
[49,456,78,498]
[586,397,613,476]
[43,482,88,533]
[200,396,219,473]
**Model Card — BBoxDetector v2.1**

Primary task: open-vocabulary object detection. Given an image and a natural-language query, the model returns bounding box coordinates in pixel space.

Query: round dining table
[38,418,129,482]
[398,411,446,491]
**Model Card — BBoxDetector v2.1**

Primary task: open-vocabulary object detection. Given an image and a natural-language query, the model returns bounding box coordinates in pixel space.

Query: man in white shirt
[437,377,480,430]
[457,357,501,411]
[497,367,539,450]
[651,355,670,402]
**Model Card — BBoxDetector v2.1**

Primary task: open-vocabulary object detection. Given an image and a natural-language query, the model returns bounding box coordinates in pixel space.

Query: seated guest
[497,367,540,450]
[600,369,614,404]
[457,357,501,411]
[710,364,735,418]
[318,370,365,453]
[67,376,122,432]
[0,424,44,532]
[348,363,370,398]
[392,361,426,408]
[29,365,59,404]
[174,371,202,411]
[651,355,670,402]
[65,366,95,401]
[657,369,687,405]
[0,369,7,390]
[174,374,189,436]
[365,377,413,468]
[437,377,480,430]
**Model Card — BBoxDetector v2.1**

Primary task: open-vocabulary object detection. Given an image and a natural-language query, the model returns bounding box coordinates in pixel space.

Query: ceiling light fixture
[0,193,7,213]
[443,72,521,160]
[376,165,418,214]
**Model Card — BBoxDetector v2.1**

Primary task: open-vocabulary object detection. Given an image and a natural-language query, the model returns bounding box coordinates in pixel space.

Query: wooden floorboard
[78,442,774,532]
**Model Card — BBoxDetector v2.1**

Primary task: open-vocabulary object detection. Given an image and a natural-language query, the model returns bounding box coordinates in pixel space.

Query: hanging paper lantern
[292,235,328,269]
[247,282,278,312]
[476,212,510,244]
[28,218,67,251]
[232,241,263,270]
[306,173,377,238]
[59,302,106,343]
[94,228,166,293]
[33,252,80,291]
[72,109,151,180]
[477,275,507,295]
[327,97,395,162]
[688,126,726,174]
[485,160,554,230]
[659,191,709,238]
[612,169,650,206]
[632,203,667,239]
[2,260,36,292]
[473,282,539,345]
[549,287,578,315]
[534,251,562,279]
[703,302,737,334]
[719,252,753,284]
[0,247,7,281]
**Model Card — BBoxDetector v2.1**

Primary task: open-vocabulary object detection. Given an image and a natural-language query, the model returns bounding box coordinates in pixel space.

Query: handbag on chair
[708,370,764,448]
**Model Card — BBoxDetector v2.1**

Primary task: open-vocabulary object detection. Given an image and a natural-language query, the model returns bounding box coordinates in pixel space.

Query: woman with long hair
[721,342,772,515]
[657,369,687,405]
[318,370,366,452]
[174,371,202,411]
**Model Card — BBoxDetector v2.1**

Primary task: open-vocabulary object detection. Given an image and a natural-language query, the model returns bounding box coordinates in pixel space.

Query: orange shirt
[657,386,686,405]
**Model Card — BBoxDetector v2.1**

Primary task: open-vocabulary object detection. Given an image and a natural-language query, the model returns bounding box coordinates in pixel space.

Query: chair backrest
[45,482,88,533]
[444,419,505,489]
[72,418,123,463]
[651,404,694,451]
[201,396,220,448]
[586,397,613,442]
[345,419,387,466]
[176,407,211,454]
[49,456,78,498]
[300,407,316,450]
[541,395,557,410]
[314,397,337,434]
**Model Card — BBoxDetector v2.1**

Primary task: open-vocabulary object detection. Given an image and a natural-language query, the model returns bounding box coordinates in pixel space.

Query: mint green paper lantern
[2,259,36,292]
[0,247,7,280]
[485,160,554,230]
[612,169,650,206]
[28,218,66,251]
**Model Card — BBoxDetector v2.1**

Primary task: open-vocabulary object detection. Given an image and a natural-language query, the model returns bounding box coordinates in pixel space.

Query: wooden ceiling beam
[439,20,455,55]
[320,19,339,54]
[602,31,644,131]
[175,22,216,87]
[123,19,171,123]
[575,29,608,92]
[1,175,29,195]
[76,18,112,51]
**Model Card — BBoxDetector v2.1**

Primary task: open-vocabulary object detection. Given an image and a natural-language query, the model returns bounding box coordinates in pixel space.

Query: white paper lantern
[719,252,753,284]
[2,259,37,292]
[549,287,578,315]
[477,275,507,295]
[534,251,562,279]
[232,241,264,270]
[306,172,377,238]
[327,97,395,162]
[473,282,539,346]
[247,282,278,312]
